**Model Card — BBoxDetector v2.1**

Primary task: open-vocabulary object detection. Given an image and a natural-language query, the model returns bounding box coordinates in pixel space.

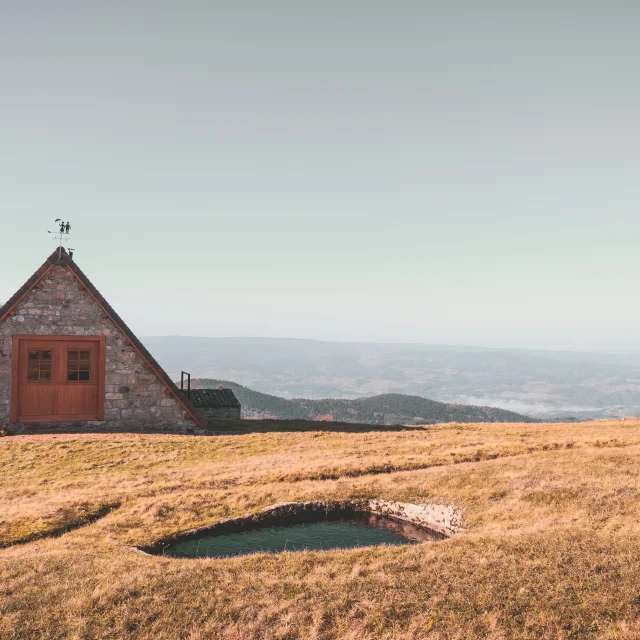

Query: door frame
[11,335,106,423]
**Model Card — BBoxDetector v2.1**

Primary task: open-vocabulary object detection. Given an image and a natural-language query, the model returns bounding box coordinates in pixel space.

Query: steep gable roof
[0,248,206,428]
[187,388,241,409]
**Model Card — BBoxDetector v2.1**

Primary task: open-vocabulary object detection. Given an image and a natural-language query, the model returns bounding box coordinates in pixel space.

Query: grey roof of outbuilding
[186,388,241,409]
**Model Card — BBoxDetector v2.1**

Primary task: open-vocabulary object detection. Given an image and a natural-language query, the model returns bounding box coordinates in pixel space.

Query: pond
[162,512,445,558]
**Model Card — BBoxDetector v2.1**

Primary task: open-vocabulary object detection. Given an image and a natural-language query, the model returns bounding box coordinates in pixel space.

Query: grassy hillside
[196,379,538,423]
[3,420,640,638]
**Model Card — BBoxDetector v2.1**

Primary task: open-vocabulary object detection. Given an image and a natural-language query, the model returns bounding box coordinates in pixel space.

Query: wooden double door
[11,335,106,422]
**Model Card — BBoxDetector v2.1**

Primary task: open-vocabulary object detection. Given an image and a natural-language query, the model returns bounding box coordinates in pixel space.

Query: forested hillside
[196,379,537,424]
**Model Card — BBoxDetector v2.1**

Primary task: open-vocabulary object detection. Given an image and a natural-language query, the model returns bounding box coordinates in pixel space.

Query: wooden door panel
[58,341,99,418]
[57,384,100,418]
[17,340,59,421]
[12,336,105,423]
[18,384,57,418]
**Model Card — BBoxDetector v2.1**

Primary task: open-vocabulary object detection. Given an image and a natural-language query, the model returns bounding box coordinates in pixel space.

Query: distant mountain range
[194,379,538,424]
[142,336,640,420]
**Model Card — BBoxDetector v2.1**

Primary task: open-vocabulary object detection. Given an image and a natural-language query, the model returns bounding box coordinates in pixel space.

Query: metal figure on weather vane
[48,219,73,259]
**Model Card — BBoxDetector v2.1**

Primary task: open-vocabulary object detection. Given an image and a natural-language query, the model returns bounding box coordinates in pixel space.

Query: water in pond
[163,513,444,559]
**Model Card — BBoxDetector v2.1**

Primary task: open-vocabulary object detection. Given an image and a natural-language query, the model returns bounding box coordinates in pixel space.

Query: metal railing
[180,371,191,400]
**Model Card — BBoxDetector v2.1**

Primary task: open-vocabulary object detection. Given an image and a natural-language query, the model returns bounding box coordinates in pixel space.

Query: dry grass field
[2,419,640,639]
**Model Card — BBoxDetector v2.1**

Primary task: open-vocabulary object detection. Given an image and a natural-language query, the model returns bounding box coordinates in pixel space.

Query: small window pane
[27,350,53,382]
[67,349,91,382]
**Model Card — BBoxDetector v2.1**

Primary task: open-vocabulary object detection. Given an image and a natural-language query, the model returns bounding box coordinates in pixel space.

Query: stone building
[0,248,240,434]
[187,388,242,421]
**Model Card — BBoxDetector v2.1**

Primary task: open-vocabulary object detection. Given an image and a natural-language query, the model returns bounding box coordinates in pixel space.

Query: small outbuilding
[185,388,242,421]
[0,248,240,434]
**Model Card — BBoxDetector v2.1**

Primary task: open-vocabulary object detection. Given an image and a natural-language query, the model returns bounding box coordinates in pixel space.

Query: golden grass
[2,420,640,638]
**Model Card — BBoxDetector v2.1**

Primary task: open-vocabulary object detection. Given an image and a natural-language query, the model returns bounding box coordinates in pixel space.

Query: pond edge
[134,499,464,556]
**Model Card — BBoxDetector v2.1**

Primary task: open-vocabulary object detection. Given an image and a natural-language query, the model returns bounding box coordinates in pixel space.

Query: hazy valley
[143,336,640,420]
[194,379,538,424]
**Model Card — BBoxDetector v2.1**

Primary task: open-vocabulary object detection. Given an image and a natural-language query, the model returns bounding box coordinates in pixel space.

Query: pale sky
[1,2,639,352]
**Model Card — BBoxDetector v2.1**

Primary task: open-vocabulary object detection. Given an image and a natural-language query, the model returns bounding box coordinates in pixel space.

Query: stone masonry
[0,265,197,433]
[197,407,241,421]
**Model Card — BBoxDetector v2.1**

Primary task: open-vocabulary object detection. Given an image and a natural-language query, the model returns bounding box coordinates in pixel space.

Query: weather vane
[48,219,74,259]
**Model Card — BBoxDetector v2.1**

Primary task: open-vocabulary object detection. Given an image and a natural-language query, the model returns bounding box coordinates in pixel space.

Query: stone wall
[0,265,196,433]
[368,499,464,537]
[198,407,242,421]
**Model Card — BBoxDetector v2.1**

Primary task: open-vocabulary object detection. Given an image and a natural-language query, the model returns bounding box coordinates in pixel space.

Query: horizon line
[139,335,640,357]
